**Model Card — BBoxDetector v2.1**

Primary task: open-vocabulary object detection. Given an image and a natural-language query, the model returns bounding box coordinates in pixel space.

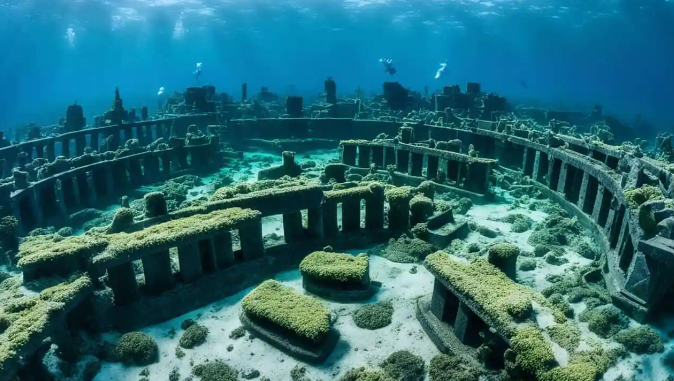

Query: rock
[241,368,261,379]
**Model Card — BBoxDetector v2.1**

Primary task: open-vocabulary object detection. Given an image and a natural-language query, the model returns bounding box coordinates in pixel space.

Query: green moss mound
[510,327,557,377]
[624,185,663,210]
[373,236,435,263]
[496,214,533,233]
[299,251,369,283]
[179,323,209,349]
[488,243,520,260]
[339,367,394,381]
[380,350,426,381]
[229,326,246,339]
[428,353,481,381]
[613,326,664,354]
[519,258,537,271]
[352,301,394,330]
[193,360,239,381]
[547,322,581,351]
[578,306,629,338]
[241,280,330,342]
[114,332,159,366]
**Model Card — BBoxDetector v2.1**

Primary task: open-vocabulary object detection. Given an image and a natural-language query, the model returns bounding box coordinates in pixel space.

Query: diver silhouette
[194,62,203,83]
[380,58,397,75]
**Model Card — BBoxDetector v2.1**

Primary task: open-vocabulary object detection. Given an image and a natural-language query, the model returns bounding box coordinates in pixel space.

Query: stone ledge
[302,277,380,303]
[239,311,340,364]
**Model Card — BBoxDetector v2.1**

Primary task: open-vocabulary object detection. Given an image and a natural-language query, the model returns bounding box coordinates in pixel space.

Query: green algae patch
[510,327,557,377]
[324,183,384,202]
[546,322,581,351]
[352,301,394,330]
[428,353,481,381]
[488,243,520,260]
[94,207,260,267]
[424,252,550,337]
[339,367,394,381]
[624,185,663,210]
[613,326,664,354]
[114,331,159,366]
[0,276,93,374]
[540,362,599,381]
[380,350,426,381]
[300,251,369,284]
[17,234,108,270]
[241,280,330,342]
[384,186,415,204]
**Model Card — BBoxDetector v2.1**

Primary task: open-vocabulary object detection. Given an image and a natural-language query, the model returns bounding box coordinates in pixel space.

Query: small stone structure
[299,251,377,301]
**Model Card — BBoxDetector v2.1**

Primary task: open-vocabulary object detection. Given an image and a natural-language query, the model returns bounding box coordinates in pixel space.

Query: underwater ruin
[1,80,674,381]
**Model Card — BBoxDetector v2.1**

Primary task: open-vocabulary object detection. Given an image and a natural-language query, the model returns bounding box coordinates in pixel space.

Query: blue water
[1,0,673,131]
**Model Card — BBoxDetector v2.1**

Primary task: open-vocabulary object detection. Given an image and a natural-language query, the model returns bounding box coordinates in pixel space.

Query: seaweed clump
[193,360,239,381]
[578,306,629,338]
[428,353,481,381]
[370,236,435,263]
[624,185,663,210]
[352,301,394,330]
[380,350,426,381]
[179,323,209,349]
[613,326,664,354]
[339,367,394,381]
[114,332,159,366]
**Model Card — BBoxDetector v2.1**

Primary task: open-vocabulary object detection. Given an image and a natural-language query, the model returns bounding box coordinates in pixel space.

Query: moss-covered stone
[179,323,209,349]
[372,236,435,263]
[488,243,520,260]
[144,192,168,218]
[519,258,537,271]
[114,332,159,366]
[299,251,369,284]
[229,326,246,340]
[192,360,238,381]
[428,353,481,381]
[0,216,19,252]
[547,294,574,319]
[574,241,597,260]
[540,362,599,381]
[380,350,426,381]
[108,207,135,233]
[613,326,664,354]
[624,185,663,210]
[496,214,534,233]
[352,301,394,330]
[425,252,558,337]
[339,367,394,381]
[241,280,330,342]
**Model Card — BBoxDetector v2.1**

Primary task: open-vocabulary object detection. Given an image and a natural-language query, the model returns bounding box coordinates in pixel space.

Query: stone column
[61,137,71,158]
[161,151,172,175]
[577,172,590,211]
[46,141,56,161]
[283,211,304,243]
[426,155,439,180]
[365,185,385,230]
[430,279,459,323]
[240,222,265,260]
[54,179,68,221]
[127,157,143,186]
[178,242,203,282]
[107,262,139,304]
[399,126,414,143]
[198,238,218,273]
[307,207,324,240]
[142,250,174,293]
[358,145,370,168]
[341,198,361,232]
[447,160,459,182]
[323,201,339,237]
[396,149,410,173]
[465,161,491,194]
[410,153,424,177]
[371,145,384,168]
[387,190,412,232]
[213,232,235,268]
[384,147,396,167]
[123,126,133,144]
[34,144,44,159]
[342,144,357,166]
[30,187,44,227]
[557,162,569,194]
[453,302,482,346]
[89,131,99,152]
[75,134,86,156]
[142,154,160,182]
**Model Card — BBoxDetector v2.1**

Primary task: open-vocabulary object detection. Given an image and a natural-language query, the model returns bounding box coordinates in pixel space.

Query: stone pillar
[198,238,218,273]
[488,243,519,281]
[178,242,203,282]
[387,191,412,232]
[213,232,235,268]
[307,207,324,240]
[371,145,384,168]
[142,250,174,293]
[75,134,86,156]
[365,186,385,230]
[283,211,304,243]
[161,151,172,174]
[430,279,459,323]
[46,141,56,161]
[141,106,149,120]
[107,261,139,304]
[142,154,160,182]
[123,126,133,144]
[240,222,265,260]
[285,96,303,118]
[90,131,99,152]
[396,149,410,173]
[410,153,424,177]
[170,138,188,170]
[523,148,536,176]
[61,137,70,158]
[127,157,143,186]
[465,161,491,194]
[557,162,569,193]
[342,198,361,232]
[34,144,44,159]
[30,187,44,227]
[342,144,357,166]
[453,302,482,346]
[577,172,590,211]
[384,147,396,167]
[426,155,439,180]
[358,145,370,168]
[54,179,68,221]
[447,160,459,182]
[399,126,414,143]
[105,166,116,197]
[323,201,339,237]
